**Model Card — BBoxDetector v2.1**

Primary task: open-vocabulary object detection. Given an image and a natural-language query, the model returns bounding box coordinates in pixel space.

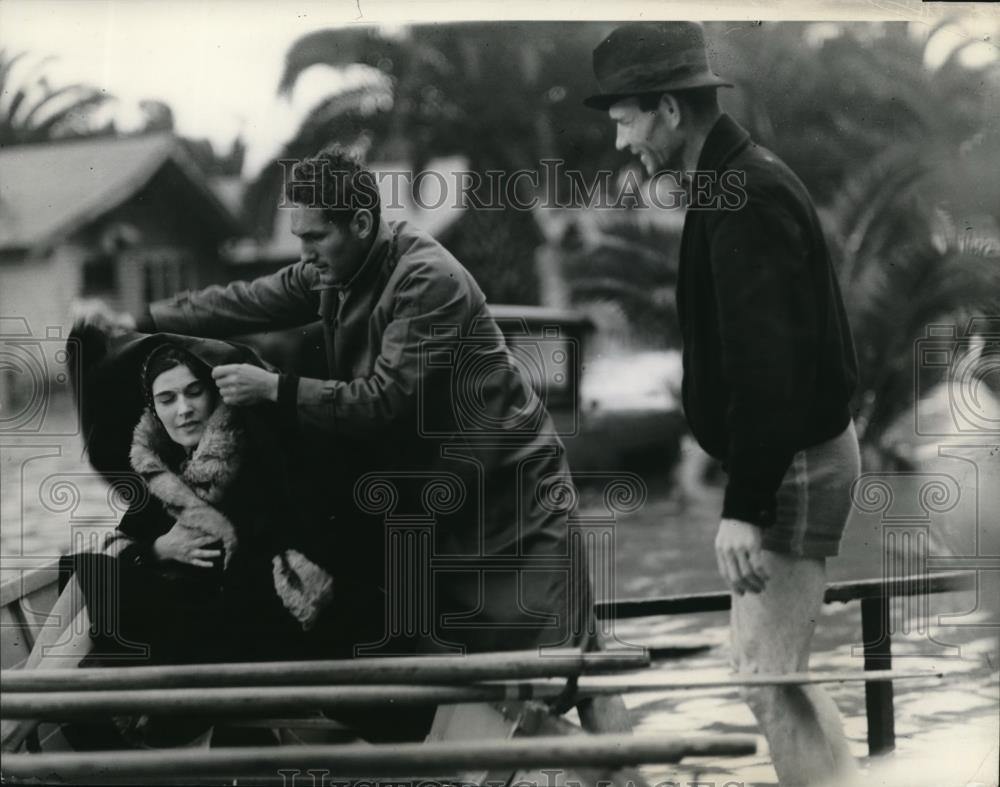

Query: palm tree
[824,144,1000,463]
[0,49,114,146]
[242,23,622,302]
[559,212,682,349]
[551,22,1000,465]
[706,20,998,203]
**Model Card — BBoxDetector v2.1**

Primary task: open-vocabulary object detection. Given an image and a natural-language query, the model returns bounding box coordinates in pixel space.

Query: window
[141,251,189,305]
[81,253,118,295]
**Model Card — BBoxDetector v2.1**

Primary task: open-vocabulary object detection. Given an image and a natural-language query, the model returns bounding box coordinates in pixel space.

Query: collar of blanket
[130,403,244,506]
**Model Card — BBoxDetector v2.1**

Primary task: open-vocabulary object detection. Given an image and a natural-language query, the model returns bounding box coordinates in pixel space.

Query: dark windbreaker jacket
[678,113,859,528]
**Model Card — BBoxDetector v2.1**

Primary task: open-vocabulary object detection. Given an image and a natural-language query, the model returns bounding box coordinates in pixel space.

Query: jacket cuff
[118,539,157,568]
[721,481,776,529]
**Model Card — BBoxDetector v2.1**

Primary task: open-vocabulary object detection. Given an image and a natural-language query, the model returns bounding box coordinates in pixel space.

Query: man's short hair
[285,144,381,227]
[637,87,719,119]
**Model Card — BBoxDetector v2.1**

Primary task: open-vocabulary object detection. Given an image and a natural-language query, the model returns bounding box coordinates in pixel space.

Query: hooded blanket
[64,323,379,664]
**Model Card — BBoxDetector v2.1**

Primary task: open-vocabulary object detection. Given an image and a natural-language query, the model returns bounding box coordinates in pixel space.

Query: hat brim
[583,74,733,111]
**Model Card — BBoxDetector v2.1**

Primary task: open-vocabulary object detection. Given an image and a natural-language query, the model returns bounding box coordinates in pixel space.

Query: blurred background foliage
[0,49,245,174]
[3,21,997,463]
[0,48,116,145]
[245,19,1000,463]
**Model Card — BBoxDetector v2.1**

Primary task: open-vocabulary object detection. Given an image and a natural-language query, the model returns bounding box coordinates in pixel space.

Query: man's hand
[714,517,769,595]
[212,364,279,406]
[70,298,135,335]
[153,524,222,568]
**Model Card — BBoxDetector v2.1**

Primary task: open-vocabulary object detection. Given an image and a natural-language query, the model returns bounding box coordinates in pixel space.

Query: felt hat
[584,22,732,111]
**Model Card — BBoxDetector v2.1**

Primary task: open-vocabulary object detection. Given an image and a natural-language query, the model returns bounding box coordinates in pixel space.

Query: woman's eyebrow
[152,382,202,397]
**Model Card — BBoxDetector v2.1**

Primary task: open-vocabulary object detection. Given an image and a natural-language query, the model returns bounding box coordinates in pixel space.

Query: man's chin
[641,157,670,179]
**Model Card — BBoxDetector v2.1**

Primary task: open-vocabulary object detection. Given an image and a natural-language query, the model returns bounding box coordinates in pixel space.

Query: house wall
[0,246,84,340]
[78,165,237,315]
[0,246,84,414]
[2,157,240,415]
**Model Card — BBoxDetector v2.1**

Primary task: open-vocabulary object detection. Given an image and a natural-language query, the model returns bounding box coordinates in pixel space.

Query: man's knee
[731,554,826,671]
[740,683,777,719]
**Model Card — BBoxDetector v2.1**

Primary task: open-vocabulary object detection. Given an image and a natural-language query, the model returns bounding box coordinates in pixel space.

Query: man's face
[291,205,366,286]
[609,96,684,177]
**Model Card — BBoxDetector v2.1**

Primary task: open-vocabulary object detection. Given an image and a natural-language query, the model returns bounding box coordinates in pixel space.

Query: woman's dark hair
[140,345,216,412]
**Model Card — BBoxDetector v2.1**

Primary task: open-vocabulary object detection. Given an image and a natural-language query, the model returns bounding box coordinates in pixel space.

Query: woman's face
[151,364,216,449]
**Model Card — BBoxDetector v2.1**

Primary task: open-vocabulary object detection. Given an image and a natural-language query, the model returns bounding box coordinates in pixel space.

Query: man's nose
[615,127,628,152]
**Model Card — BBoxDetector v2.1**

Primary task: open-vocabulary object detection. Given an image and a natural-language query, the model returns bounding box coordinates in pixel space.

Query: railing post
[860,595,894,755]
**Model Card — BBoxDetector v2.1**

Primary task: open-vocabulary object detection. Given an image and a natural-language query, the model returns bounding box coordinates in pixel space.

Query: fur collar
[129,404,245,566]
[130,404,244,504]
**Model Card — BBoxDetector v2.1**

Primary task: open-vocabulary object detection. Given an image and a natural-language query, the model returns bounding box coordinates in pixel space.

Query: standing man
[585,22,861,786]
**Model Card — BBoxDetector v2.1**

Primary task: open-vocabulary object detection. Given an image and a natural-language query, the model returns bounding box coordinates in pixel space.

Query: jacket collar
[695,113,752,173]
[310,218,395,294]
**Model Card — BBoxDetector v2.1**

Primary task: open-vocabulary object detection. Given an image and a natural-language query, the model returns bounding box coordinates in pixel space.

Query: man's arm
[709,197,817,529]
[138,263,319,338]
[280,260,482,437]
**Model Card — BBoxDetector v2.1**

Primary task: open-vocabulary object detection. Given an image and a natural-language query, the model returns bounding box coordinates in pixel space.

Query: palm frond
[32,92,111,140]
[278,28,451,98]
[845,218,1000,450]
[0,51,112,145]
[0,49,29,110]
[19,84,108,129]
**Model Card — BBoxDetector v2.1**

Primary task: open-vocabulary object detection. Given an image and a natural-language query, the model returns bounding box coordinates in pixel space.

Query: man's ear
[658,93,682,130]
[351,209,374,239]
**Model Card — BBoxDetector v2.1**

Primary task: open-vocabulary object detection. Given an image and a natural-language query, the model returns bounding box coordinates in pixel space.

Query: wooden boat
[0,558,969,784]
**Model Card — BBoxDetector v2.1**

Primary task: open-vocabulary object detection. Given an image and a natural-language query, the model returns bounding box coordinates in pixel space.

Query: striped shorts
[762,420,861,559]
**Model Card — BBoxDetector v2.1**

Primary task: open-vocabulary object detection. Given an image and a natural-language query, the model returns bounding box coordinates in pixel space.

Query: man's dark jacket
[678,114,859,527]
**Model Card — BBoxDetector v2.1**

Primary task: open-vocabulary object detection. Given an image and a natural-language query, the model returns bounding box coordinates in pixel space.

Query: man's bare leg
[731,550,859,786]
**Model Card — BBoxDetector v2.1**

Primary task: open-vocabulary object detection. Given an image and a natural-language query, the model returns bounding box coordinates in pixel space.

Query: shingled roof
[0,133,243,252]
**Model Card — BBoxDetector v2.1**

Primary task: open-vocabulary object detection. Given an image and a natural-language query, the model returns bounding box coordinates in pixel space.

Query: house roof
[0,133,243,253]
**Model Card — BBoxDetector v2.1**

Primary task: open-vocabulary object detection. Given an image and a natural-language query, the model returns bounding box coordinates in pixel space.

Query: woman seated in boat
[82,340,336,668]
[4,327,387,748]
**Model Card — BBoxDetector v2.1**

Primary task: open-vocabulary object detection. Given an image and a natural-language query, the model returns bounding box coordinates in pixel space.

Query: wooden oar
[0,670,943,720]
[1,734,758,779]
[575,668,946,691]
[1,648,648,692]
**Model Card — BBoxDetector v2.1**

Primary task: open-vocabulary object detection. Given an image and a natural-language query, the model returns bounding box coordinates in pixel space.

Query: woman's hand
[153,524,223,568]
